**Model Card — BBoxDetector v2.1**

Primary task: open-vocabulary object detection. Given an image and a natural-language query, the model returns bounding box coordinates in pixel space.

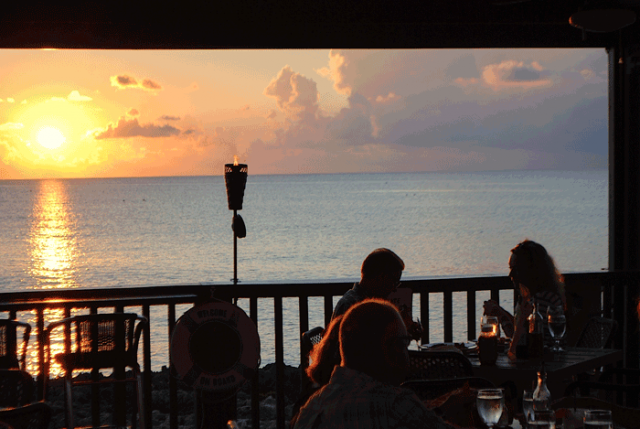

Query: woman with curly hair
[484,239,566,360]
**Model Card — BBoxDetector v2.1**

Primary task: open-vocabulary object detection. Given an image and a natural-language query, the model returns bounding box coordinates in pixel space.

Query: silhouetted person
[484,239,566,360]
[292,298,456,429]
[332,248,422,339]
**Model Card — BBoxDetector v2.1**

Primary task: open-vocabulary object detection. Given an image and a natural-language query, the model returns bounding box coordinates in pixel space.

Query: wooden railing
[0,271,634,429]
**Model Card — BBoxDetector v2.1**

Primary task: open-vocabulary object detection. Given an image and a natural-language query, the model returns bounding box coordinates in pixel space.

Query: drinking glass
[481,315,500,337]
[522,389,534,424]
[476,388,504,428]
[584,409,613,429]
[547,305,566,352]
[529,410,556,429]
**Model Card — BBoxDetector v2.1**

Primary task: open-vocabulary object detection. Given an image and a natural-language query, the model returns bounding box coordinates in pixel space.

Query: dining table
[469,346,624,398]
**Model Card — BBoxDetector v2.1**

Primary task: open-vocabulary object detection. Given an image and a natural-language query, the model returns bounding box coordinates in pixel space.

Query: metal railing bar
[36,307,45,400]
[444,290,453,343]
[142,304,152,429]
[323,295,332,328]
[168,304,177,429]
[299,296,309,336]
[467,290,476,341]
[0,294,199,313]
[274,296,285,429]
[250,296,260,429]
[420,291,429,345]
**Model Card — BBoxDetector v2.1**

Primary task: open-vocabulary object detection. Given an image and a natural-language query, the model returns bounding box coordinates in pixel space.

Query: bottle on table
[533,367,551,411]
[527,299,544,359]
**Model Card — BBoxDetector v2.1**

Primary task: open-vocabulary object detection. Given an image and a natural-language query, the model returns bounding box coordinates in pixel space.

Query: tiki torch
[224,157,247,285]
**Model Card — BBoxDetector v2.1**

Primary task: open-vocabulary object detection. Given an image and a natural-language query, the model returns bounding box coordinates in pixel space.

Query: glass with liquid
[522,389,534,424]
[529,410,556,429]
[476,388,504,429]
[584,410,613,429]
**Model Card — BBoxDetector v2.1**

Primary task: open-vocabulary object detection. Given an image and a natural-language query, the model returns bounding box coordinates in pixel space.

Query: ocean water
[0,170,608,372]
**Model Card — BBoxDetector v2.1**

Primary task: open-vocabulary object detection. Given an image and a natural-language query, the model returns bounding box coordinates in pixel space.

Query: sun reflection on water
[25,181,79,376]
[29,180,78,289]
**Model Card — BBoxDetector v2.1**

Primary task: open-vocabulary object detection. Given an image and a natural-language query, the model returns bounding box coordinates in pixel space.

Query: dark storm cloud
[377,83,606,157]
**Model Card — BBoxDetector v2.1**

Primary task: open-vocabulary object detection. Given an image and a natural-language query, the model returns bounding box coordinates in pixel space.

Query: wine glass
[547,305,566,352]
[584,409,613,429]
[476,388,504,428]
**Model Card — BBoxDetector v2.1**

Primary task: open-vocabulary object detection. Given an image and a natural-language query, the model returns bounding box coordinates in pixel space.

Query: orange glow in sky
[0,49,608,180]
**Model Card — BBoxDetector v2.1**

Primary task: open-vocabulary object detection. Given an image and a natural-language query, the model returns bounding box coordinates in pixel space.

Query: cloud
[316,50,350,95]
[161,115,180,121]
[264,65,319,122]
[68,90,92,101]
[248,50,608,174]
[482,60,553,89]
[110,75,163,91]
[580,69,596,80]
[7,98,14,103]
[128,108,139,117]
[142,79,161,90]
[0,122,24,131]
[94,117,180,139]
[375,92,399,103]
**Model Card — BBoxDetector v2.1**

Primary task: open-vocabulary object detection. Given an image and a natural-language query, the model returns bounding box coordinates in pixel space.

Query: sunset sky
[0,48,608,179]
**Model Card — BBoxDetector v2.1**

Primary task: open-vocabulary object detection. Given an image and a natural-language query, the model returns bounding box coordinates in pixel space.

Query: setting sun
[37,127,66,149]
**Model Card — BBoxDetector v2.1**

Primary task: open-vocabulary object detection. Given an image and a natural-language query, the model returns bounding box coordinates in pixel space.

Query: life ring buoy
[171,301,260,394]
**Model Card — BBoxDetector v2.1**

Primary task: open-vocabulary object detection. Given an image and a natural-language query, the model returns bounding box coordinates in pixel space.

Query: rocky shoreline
[45,364,301,429]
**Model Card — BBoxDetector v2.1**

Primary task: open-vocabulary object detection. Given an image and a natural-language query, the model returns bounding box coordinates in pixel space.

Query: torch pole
[233,209,238,285]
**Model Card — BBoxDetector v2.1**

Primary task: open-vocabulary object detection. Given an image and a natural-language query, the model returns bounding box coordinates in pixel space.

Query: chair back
[0,369,35,408]
[407,350,473,380]
[575,316,617,349]
[299,327,324,391]
[301,327,324,365]
[0,320,31,371]
[0,401,52,429]
[45,313,147,373]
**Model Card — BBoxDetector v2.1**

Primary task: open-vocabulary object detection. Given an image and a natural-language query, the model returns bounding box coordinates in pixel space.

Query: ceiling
[0,1,638,49]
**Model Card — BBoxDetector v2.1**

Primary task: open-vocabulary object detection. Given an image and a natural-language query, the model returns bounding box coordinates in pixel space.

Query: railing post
[274,296,285,429]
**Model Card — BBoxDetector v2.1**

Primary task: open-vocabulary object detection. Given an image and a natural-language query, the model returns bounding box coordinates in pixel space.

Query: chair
[0,401,52,429]
[407,350,473,380]
[44,313,147,429]
[575,316,617,349]
[0,369,36,408]
[299,327,324,394]
[0,320,31,371]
